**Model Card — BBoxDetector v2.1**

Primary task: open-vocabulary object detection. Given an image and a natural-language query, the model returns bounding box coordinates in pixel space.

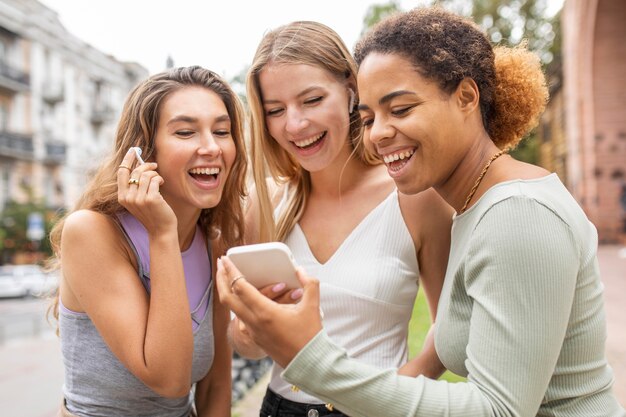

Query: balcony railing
[0,61,30,92]
[0,131,34,159]
[44,141,67,164]
[90,104,114,125]
[42,83,65,104]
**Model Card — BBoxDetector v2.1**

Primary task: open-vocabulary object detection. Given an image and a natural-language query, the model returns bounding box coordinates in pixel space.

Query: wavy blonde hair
[246,21,380,242]
[48,66,248,321]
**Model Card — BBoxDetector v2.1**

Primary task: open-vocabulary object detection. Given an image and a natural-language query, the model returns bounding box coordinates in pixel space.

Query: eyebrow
[357,90,418,111]
[166,114,230,125]
[263,86,324,105]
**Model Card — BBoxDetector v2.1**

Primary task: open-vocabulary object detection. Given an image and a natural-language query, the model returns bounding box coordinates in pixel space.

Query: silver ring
[128,178,140,186]
[230,275,245,291]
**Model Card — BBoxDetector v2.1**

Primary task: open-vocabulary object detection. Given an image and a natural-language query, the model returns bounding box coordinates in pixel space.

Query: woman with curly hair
[49,66,247,416]
[217,8,626,417]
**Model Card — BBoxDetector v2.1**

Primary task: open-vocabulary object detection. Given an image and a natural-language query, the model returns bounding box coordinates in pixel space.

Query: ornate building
[0,0,147,213]
[545,0,626,243]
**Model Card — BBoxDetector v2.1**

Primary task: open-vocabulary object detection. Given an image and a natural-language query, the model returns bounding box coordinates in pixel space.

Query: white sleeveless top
[269,189,420,403]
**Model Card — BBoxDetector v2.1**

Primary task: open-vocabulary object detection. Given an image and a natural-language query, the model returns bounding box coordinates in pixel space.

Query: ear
[455,78,480,115]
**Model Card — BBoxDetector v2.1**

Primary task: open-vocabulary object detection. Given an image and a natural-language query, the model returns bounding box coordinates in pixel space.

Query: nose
[367,115,395,147]
[285,107,310,135]
[198,133,221,157]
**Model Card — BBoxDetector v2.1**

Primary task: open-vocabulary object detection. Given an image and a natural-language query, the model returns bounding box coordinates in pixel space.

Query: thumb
[295,267,320,312]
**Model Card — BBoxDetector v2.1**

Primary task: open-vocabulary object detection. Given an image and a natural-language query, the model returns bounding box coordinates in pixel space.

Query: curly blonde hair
[354,7,548,149]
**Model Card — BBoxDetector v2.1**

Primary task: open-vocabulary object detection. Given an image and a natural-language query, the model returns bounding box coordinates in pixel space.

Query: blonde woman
[230,21,453,416]
[49,66,247,416]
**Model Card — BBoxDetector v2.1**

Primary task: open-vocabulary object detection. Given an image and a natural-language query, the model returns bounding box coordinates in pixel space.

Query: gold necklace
[459,150,506,214]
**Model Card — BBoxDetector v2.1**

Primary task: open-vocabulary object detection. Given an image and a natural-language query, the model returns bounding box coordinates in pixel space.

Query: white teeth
[294,132,324,148]
[383,149,415,164]
[189,167,220,175]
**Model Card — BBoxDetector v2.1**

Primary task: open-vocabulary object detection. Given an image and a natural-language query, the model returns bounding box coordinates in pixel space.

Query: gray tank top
[59,214,214,416]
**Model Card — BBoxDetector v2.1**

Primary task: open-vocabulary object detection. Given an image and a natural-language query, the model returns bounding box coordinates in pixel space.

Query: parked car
[0,264,58,298]
[0,265,29,298]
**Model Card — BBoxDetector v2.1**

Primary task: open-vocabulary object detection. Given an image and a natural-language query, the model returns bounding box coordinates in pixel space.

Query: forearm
[398,326,445,379]
[143,232,194,392]
[196,298,232,417]
[283,331,491,417]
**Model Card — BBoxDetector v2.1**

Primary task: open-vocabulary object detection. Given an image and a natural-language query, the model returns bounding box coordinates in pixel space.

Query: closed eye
[175,130,195,138]
[214,130,231,137]
[361,117,373,128]
[266,107,284,117]
[391,105,415,116]
[304,96,323,105]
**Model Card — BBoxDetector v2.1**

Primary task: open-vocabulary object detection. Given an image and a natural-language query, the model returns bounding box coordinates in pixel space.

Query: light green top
[283,174,625,417]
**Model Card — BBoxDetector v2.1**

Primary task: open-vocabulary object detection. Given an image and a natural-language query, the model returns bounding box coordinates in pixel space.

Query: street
[0,246,624,416]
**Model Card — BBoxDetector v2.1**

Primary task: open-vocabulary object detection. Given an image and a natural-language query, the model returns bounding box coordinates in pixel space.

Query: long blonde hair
[246,21,380,242]
[48,66,248,320]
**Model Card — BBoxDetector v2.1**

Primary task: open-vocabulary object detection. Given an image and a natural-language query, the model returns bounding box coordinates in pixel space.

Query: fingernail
[217,258,223,268]
[291,288,303,300]
[272,283,286,292]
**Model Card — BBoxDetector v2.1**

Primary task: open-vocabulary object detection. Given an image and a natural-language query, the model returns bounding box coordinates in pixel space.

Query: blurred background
[0,0,623,416]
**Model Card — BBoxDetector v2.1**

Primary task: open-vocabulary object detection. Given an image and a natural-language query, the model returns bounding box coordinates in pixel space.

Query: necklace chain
[459,150,506,214]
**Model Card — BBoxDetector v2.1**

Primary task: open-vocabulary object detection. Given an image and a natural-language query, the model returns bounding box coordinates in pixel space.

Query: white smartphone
[226,242,301,289]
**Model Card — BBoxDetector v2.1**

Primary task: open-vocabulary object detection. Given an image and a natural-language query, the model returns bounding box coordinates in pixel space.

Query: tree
[361,1,402,35]
[361,0,563,163]
[0,200,62,264]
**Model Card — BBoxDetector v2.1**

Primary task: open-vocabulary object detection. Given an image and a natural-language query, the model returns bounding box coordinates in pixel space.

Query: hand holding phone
[226,242,301,289]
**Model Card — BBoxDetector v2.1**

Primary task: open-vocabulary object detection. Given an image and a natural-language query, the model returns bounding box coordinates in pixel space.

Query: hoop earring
[348,89,356,114]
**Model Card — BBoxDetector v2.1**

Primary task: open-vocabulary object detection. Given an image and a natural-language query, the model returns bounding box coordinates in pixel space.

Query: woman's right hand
[117,148,177,235]
[229,282,302,359]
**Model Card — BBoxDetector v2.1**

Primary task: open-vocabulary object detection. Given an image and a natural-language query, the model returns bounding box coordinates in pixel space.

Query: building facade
[561,0,626,243]
[0,0,147,214]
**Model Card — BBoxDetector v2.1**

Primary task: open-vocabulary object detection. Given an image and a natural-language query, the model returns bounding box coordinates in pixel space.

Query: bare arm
[398,188,453,378]
[61,210,193,398]
[195,275,232,417]
[61,152,194,398]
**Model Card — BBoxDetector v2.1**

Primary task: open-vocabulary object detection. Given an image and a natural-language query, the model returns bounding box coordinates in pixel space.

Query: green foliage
[510,132,540,164]
[0,200,63,260]
[362,0,562,67]
[362,1,402,33]
[408,289,466,383]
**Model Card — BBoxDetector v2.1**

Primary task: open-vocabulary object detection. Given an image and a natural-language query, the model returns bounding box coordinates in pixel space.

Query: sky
[37,0,422,79]
[38,0,564,81]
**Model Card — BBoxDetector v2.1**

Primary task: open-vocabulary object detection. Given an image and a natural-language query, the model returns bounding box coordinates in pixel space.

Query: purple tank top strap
[116,211,212,331]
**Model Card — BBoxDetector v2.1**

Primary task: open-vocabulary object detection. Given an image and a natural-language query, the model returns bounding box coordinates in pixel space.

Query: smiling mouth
[188,167,220,183]
[293,132,326,149]
[382,148,415,172]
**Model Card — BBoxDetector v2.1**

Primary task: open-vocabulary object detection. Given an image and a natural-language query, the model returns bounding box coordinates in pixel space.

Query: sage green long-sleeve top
[283,174,625,417]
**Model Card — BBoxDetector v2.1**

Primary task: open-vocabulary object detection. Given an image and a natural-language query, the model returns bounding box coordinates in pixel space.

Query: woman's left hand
[216,256,322,368]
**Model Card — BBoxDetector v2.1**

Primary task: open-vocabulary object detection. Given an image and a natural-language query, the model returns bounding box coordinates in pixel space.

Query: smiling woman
[46,66,247,417]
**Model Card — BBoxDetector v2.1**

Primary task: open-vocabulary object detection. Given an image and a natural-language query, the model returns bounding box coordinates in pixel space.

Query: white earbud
[348,89,356,114]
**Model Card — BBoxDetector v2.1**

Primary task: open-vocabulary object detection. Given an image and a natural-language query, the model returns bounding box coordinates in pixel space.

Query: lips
[381,148,415,172]
[292,132,326,149]
[188,167,220,184]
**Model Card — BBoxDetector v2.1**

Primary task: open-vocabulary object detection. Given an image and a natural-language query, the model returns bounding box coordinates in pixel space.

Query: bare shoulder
[399,188,454,224]
[62,209,132,264]
[63,210,117,237]
[398,188,453,247]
